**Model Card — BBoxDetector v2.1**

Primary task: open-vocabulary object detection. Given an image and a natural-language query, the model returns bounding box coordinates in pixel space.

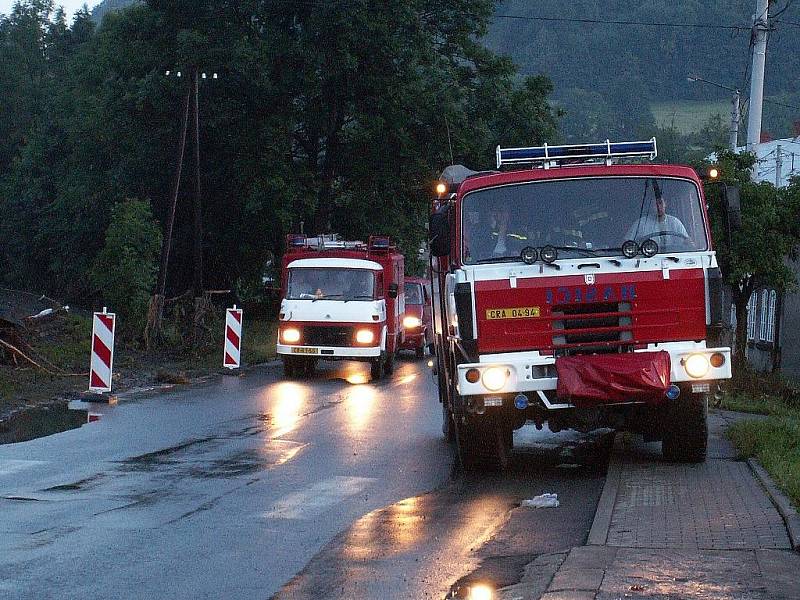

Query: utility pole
[192,66,203,297]
[146,77,191,348]
[746,0,769,161]
[730,89,741,151]
[776,143,782,187]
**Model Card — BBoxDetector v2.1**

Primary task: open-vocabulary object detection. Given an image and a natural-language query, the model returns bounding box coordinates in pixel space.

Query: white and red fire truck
[429,139,736,469]
[277,234,405,380]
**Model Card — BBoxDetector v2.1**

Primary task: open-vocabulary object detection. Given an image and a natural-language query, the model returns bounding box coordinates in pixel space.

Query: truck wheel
[303,358,317,377]
[442,401,456,443]
[662,394,708,463]
[282,357,297,378]
[458,416,512,472]
[415,345,424,359]
[370,356,384,381]
[384,351,395,375]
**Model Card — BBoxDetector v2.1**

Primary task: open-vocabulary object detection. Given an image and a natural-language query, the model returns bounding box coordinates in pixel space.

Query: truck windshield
[404,283,423,305]
[462,176,708,264]
[287,268,375,300]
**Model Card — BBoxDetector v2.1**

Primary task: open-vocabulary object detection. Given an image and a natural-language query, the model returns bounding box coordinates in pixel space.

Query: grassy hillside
[485,0,800,140]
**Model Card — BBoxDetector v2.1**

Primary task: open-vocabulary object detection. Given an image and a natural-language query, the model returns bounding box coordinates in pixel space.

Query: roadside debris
[521,493,560,508]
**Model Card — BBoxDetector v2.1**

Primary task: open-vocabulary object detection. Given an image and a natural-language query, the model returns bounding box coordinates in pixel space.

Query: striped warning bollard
[89,308,116,394]
[223,305,243,370]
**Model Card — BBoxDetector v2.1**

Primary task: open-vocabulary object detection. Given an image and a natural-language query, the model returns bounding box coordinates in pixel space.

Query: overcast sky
[0,1,97,18]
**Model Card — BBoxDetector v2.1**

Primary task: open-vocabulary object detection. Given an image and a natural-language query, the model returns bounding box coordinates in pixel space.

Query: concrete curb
[587,449,623,546]
[747,458,800,551]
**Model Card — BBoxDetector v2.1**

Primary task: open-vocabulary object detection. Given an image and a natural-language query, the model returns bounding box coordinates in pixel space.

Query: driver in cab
[625,191,689,249]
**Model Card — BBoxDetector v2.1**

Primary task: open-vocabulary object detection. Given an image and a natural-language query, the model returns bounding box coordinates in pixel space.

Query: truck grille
[551,302,633,354]
[303,325,353,347]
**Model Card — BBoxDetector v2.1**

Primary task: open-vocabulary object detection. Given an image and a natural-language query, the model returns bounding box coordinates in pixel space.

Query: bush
[90,199,162,337]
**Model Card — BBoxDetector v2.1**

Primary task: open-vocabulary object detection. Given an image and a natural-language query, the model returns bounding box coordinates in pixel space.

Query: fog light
[355,329,375,344]
[465,368,480,384]
[665,384,680,400]
[514,394,529,410]
[482,367,508,391]
[641,238,659,257]
[683,354,709,379]
[622,240,639,258]
[282,327,300,343]
[403,315,422,329]
[710,352,725,368]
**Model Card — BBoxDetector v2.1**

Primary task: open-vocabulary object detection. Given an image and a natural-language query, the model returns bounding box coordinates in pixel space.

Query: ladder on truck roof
[496,138,658,169]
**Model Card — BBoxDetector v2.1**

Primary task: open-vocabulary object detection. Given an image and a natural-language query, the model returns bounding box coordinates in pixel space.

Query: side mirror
[429,205,451,257]
[387,283,398,299]
[723,184,742,235]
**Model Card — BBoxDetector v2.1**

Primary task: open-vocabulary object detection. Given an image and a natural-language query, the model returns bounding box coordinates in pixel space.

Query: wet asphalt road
[0,357,606,599]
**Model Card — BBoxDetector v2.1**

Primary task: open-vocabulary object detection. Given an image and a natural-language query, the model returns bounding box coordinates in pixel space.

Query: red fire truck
[429,139,736,470]
[277,234,405,380]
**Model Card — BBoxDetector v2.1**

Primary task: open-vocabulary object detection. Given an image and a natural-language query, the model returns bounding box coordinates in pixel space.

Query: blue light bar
[496,138,658,168]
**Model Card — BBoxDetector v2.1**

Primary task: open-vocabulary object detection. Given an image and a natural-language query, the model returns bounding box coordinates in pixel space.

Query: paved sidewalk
[496,411,800,600]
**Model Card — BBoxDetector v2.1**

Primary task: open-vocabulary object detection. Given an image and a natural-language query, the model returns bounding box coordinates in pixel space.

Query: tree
[91,199,162,336]
[705,150,800,371]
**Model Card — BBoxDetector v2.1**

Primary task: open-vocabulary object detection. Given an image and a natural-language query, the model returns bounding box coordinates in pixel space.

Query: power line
[491,13,750,31]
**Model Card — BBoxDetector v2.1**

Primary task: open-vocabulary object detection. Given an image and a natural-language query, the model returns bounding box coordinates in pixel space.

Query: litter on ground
[521,493,559,508]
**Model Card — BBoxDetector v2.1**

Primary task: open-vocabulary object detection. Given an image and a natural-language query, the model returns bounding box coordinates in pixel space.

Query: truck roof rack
[286,234,365,250]
[495,138,658,169]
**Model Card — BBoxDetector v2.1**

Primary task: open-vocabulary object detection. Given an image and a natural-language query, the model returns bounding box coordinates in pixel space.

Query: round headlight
[355,329,375,344]
[641,239,659,258]
[540,245,558,264]
[403,315,422,329]
[621,240,639,259]
[684,354,710,379]
[521,246,538,265]
[282,328,301,343]
[481,367,508,391]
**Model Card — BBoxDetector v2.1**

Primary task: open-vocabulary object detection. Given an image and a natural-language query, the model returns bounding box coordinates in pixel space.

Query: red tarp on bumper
[555,351,671,407]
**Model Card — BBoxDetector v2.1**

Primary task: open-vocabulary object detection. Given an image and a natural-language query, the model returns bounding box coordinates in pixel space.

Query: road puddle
[0,402,87,444]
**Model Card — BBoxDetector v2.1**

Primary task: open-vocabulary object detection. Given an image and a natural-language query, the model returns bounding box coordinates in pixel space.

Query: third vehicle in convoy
[429,139,737,469]
[276,234,405,380]
[400,277,433,358]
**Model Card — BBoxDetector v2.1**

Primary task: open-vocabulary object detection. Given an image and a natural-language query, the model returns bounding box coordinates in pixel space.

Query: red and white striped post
[223,305,243,370]
[89,308,116,393]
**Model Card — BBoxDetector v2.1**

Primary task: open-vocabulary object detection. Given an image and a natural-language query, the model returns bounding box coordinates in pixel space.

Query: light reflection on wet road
[0,357,606,599]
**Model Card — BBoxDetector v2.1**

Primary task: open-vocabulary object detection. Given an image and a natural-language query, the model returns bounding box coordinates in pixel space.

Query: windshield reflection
[462,177,707,264]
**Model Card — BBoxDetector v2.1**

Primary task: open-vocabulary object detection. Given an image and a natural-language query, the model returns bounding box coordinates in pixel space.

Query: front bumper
[277,344,381,359]
[400,329,426,349]
[456,342,731,407]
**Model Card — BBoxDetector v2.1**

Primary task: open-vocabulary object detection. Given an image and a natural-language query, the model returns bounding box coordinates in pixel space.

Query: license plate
[485,306,540,320]
[291,347,319,354]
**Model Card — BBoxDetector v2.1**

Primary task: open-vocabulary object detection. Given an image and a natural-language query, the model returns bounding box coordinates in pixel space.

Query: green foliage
[703,150,800,367]
[0,0,559,315]
[90,199,162,334]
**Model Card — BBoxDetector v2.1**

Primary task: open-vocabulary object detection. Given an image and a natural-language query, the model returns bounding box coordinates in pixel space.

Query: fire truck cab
[429,139,733,470]
[277,234,405,380]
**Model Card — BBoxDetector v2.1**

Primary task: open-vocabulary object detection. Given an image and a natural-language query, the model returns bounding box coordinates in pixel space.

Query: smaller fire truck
[277,234,405,380]
[399,277,433,358]
[429,139,738,470]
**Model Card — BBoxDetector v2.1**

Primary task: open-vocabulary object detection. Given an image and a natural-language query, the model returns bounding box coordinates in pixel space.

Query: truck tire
[415,345,424,359]
[442,401,456,443]
[662,394,708,463]
[370,356,384,381]
[457,416,512,472]
[384,350,395,375]
[303,358,317,377]
[282,357,297,378]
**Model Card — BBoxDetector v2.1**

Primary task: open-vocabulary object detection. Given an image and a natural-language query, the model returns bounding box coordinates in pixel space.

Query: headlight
[481,367,508,391]
[403,315,422,329]
[355,329,375,344]
[281,327,301,343]
[683,354,710,379]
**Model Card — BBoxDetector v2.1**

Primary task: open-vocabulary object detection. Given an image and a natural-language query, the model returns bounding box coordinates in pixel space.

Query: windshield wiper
[344,295,374,302]
[312,294,343,302]
[473,255,523,264]
[548,246,608,258]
